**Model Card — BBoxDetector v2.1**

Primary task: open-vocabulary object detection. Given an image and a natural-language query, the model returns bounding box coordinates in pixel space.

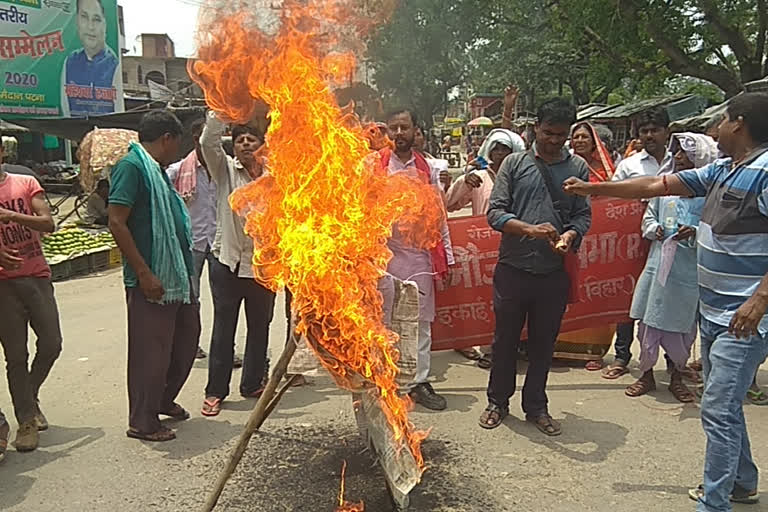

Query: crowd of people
[0,89,767,512]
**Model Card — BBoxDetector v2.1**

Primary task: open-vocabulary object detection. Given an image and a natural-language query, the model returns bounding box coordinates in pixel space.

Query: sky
[121,0,201,57]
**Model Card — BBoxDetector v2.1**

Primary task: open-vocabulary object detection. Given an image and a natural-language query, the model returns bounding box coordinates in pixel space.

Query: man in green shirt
[108,110,200,442]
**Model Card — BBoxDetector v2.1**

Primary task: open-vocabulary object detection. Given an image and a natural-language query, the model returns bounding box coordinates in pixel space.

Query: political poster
[432,199,651,351]
[0,0,124,118]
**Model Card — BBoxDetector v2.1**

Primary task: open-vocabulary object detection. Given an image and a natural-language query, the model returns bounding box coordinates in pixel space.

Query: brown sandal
[160,403,190,420]
[678,367,702,384]
[126,427,176,442]
[602,364,629,380]
[527,414,562,436]
[625,376,656,397]
[479,404,508,430]
[669,377,695,403]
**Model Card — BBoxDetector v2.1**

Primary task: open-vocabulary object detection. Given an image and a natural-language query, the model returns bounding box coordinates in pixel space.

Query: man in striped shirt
[563,92,768,512]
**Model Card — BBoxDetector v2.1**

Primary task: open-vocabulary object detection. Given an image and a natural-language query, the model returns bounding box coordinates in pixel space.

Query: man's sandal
[669,380,695,403]
[625,378,656,397]
[527,414,562,436]
[478,404,508,430]
[689,484,759,504]
[747,389,768,406]
[201,397,222,417]
[160,403,191,420]
[601,364,629,380]
[126,427,176,442]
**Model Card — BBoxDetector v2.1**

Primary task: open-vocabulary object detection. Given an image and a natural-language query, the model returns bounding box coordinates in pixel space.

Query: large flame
[190,0,444,468]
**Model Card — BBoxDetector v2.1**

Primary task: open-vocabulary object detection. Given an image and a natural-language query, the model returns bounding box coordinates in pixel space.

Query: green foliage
[366,0,766,123]
[366,0,485,125]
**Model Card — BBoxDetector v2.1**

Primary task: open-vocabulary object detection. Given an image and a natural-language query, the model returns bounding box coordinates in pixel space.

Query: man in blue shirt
[61,0,119,116]
[564,92,768,512]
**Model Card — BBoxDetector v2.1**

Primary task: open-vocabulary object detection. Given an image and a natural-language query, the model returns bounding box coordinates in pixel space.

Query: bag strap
[527,150,569,224]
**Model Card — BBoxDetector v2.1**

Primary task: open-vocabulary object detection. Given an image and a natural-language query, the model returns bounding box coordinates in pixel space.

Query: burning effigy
[189,0,446,509]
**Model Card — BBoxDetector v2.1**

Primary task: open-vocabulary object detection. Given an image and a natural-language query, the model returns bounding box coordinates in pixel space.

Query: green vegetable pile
[43,228,117,260]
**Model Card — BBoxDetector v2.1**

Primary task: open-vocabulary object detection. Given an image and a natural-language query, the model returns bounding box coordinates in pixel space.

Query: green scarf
[130,142,193,304]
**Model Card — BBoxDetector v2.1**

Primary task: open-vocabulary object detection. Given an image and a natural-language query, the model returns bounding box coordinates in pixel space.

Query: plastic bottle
[661,198,678,238]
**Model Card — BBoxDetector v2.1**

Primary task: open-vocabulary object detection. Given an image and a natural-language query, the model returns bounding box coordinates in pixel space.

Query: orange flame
[190,0,442,469]
[335,460,364,512]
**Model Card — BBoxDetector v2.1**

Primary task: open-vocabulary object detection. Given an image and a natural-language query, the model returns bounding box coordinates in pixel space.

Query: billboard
[0,0,124,118]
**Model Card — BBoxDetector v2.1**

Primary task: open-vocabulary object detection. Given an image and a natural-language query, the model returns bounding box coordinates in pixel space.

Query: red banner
[432,198,650,351]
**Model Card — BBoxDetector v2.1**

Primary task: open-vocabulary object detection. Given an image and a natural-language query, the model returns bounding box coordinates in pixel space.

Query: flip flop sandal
[527,414,561,436]
[456,348,482,361]
[585,360,603,371]
[688,484,759,504]
[601,365,629,380]
[625,378,656,397]
[477,354,493,370]
[160,403,191,420]
[126,427,176,442]
[478,404,508,430]
[201,397,222,417]
[747,389,768,406]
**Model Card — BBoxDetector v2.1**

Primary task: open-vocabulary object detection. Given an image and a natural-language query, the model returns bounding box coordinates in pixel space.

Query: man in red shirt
[0,133,62,455]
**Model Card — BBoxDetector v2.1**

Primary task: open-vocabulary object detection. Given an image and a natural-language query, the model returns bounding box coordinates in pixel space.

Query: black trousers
[205,258,275,399]
[487,264,569,417]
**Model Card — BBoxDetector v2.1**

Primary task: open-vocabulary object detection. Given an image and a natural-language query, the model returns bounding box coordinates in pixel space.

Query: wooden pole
[201,338,299,512]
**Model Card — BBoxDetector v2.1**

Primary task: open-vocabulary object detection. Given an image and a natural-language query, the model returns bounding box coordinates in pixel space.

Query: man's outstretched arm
[563,174,690,199]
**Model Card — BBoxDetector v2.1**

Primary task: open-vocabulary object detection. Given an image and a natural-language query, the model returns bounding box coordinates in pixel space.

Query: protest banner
[432,198,650,351]
[0,0,124,118]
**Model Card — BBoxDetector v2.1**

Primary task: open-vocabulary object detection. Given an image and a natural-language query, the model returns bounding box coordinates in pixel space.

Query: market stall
[44,227,120,282]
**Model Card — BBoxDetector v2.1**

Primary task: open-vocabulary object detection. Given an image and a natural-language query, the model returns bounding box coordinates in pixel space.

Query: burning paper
[189,0,445,470]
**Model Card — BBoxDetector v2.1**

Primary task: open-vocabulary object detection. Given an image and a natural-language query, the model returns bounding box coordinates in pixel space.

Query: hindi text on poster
[431,199,650,351]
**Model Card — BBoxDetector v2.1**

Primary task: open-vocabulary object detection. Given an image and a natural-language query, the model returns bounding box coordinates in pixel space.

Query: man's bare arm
[0,192,55,233]
[563,175,690,199]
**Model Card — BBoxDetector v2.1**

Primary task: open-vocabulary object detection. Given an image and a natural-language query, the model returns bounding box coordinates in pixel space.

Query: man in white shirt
[603,108,673,381]
[380,108,455,411]
[198,112,276,417]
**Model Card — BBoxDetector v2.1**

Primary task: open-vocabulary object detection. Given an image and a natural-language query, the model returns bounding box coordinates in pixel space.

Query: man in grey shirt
[479,98,591,436]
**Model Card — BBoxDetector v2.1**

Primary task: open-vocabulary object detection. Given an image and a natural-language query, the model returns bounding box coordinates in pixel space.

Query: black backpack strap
[527,150,569,224]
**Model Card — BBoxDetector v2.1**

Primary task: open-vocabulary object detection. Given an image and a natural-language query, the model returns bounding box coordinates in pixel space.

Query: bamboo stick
[201,338,299,512]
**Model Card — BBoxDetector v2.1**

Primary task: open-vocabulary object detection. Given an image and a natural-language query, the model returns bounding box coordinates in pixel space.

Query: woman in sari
[571,122,616,182]
[562,122,617,369]
[624,132,718,402]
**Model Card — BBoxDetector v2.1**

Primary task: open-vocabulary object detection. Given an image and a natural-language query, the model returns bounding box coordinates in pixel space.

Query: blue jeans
[697,317,768,512]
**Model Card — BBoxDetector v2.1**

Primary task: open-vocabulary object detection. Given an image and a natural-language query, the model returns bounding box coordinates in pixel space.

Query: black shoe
[195,347,207,359]
[409,383,447,411]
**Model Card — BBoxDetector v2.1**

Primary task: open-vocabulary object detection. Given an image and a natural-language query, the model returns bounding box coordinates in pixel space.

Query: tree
[557,0,767,97]
[366,0,485,125]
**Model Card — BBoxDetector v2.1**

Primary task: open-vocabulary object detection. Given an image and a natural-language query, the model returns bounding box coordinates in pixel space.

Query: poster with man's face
[0,0,124,118]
